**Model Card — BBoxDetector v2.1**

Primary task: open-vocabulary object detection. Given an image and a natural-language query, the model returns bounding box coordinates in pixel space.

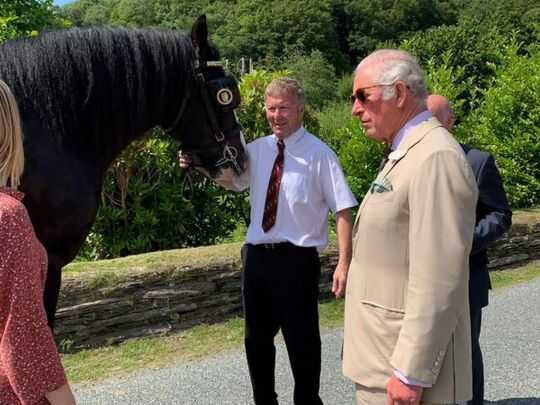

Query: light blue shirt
[391,110,433,151]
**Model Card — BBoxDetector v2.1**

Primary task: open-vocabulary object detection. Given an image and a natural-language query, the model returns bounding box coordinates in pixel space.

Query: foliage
[59,0,349,73]
[335,0,459,64]
[27,0,540,259]
[456,47,540,208]
[211,0,348,73]
[401,17,513,114]
[423,51,472,122]
[335,73,354,104]
[461,0,540,46]
[316,102,382,199]
[109,0,158,27]
[78,131,241,259]
[0,0,68,41]
[284,50,338,111]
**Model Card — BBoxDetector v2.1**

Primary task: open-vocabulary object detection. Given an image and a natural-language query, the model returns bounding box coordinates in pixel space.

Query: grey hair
[265,77,306,107]
[356,49,428,104]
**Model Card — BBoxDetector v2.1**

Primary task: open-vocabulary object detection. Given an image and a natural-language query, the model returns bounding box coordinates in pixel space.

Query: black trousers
[468,305,484,405]
[241,243,324,405]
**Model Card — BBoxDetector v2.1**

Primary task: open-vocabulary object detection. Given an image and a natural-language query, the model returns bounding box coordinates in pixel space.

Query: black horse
[0,16,246,326]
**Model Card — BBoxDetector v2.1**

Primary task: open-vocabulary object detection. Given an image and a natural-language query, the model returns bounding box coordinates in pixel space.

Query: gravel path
[74,278,540,404]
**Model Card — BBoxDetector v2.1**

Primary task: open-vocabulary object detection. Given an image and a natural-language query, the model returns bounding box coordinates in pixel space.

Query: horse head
[167,15,247,181]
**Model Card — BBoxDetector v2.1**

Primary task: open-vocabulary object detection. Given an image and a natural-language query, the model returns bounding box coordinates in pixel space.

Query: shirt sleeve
[394,368,432,387]
[0,205,67,405]
[471,154,512,254]
[319,148,358,213]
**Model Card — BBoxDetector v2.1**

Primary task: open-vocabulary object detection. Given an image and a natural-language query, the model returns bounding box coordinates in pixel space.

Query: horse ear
[191,15,208,54]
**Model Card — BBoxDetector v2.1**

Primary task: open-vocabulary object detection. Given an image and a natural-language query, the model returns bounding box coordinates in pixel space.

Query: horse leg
[44,255,63,328]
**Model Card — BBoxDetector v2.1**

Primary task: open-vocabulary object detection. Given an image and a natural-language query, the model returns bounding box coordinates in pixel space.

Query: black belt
[249,241,315,250]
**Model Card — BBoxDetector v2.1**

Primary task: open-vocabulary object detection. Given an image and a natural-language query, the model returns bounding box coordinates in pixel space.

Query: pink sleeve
[0,205,67,405]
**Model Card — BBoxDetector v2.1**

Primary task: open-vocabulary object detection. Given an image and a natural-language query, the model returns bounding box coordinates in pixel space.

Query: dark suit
[462,145,512,405]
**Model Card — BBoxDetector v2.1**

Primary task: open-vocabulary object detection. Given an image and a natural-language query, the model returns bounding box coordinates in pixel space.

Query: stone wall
[55,217,540,349]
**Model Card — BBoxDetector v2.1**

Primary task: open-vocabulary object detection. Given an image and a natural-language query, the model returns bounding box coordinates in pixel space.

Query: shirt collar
[391,110,432,151]
[271,126,305,148]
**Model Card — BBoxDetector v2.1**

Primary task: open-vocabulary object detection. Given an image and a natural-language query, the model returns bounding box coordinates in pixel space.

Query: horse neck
[74,37,191,174]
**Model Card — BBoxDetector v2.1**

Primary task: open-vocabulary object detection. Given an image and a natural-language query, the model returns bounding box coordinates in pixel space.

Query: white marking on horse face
[240,130,246,149]
[214,167,237,183]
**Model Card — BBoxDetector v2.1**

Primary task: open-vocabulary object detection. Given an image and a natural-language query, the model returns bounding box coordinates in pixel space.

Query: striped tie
[262,140,285,232]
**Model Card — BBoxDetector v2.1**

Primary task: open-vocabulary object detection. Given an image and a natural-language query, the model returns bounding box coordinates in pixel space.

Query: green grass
[490,262,540,290]
[64,209,537,277]
[64,242,243,276]
[63,318,245,383]
[511,207,540,227]
[62,262,540,384]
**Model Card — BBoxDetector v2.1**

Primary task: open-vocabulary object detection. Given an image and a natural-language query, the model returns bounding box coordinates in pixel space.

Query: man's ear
[395,81,408,108]
[191,15,208,54]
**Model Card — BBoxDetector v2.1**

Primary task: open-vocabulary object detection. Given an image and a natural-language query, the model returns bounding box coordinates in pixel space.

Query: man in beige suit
[343,50,478,405]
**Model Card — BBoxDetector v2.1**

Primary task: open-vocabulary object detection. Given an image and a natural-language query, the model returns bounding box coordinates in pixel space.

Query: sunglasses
[350,83,395,104]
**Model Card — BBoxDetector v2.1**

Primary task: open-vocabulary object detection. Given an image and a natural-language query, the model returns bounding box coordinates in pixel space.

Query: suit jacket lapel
[353,118,444,233]
[379,118,444,179]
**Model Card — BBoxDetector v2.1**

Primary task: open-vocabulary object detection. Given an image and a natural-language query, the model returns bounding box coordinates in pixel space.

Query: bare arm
[332,208,353,298]
[45,384,77,405]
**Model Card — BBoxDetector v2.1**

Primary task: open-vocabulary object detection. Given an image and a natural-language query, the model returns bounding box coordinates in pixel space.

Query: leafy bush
[317,102,382,199]
[335,73,354,104]
[78,131,241,259]
[284,50,338,111]
[401,17,512,114]
[0,0,68,41]
[456,47,540,208]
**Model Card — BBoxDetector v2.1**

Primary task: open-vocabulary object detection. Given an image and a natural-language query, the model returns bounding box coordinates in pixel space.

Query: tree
[401,17,512,114]
[209,0,348,72]
[334,0,459,64]
[456,45,540,208]
[0,0,67,40]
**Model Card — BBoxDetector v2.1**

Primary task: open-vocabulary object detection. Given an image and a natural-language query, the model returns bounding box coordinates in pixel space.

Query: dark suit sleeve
[471,154,512,255]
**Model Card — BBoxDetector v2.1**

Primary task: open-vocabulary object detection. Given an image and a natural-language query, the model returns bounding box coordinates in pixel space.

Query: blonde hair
[0,80,24,188]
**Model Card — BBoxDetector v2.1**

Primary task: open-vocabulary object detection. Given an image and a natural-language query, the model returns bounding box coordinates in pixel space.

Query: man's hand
[177,151,211,177]
[177,150,193,169]
[331,263,348,298]
[386,375,423,405]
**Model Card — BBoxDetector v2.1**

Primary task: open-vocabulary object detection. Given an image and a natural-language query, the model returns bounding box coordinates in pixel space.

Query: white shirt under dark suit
[232,126,357,405]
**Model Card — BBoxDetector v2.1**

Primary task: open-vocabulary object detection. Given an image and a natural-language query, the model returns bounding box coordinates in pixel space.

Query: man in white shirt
[180,77,357,405]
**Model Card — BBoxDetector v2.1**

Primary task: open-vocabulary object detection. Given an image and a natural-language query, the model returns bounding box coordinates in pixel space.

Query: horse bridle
[166,48,243,175]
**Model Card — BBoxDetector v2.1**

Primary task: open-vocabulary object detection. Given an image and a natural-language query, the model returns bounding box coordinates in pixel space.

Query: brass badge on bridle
[216,88,234,106]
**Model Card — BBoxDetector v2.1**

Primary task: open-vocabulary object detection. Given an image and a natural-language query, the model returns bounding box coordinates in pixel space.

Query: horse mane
[0,27,197,144]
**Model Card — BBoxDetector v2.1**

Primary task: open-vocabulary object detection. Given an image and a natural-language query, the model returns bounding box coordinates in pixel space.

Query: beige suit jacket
[343,118,478,403]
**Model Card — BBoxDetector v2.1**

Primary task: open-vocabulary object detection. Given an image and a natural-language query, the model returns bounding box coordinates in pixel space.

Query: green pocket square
[370,177,393,193]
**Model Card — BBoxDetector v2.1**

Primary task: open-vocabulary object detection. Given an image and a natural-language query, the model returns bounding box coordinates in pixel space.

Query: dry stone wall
[56,218,540,349]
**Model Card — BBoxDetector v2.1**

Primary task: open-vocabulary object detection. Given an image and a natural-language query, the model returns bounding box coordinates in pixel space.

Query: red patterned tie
[262,139,285,232]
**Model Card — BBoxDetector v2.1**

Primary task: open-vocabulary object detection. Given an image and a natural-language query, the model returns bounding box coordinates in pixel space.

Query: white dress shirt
[229,126,357,249]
